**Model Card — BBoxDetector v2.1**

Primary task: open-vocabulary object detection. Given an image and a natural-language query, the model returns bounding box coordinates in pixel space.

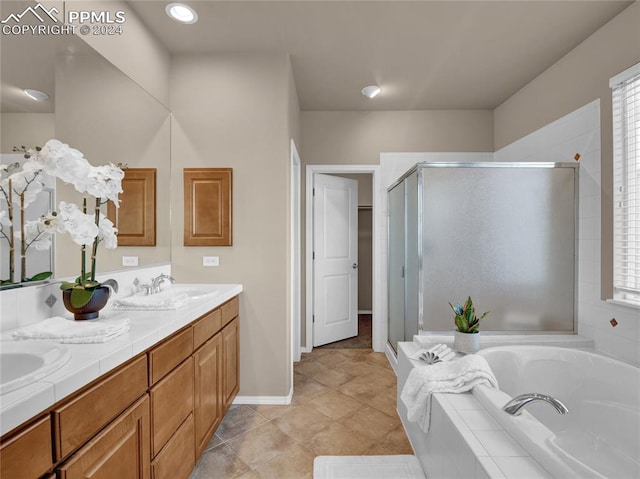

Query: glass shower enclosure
[387,162,578,353]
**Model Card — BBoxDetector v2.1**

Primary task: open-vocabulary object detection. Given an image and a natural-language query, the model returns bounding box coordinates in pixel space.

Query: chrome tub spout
[503,393,569,416]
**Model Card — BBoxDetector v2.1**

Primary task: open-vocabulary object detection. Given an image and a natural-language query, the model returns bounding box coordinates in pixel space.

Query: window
[611,62,640,306]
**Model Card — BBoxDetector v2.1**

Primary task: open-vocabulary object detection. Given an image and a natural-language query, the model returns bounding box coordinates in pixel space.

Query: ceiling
[1,1,634,113]
[128,0,634,111]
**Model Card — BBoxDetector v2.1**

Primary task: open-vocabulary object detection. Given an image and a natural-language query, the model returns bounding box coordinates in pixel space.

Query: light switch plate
[203,256,219,267]
[122,256,139,267]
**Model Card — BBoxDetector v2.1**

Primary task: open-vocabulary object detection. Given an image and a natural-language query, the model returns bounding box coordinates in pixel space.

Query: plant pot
[453,330,480,354]
[62,286,110,320]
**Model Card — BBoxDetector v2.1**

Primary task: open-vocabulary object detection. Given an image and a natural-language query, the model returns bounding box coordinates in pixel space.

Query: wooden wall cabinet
[0,295,240,479]
[183,168,232,246]
[107,168,157,246]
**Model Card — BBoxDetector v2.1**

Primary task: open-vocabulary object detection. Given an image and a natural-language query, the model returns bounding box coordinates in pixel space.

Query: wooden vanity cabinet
[0,416,52,479]
[193,333,222,456]
[57,395,150,479]
[222,316,240,413]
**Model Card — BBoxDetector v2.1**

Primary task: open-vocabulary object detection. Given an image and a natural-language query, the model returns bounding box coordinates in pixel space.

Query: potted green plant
[449,296,489,353]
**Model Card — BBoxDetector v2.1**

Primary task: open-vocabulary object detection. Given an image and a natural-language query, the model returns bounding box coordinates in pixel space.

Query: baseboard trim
[301,346,312,353]
[358,310,373,315]
[233,389,293,405]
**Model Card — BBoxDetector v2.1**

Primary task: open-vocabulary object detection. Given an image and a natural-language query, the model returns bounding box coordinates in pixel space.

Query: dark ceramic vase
[62,286,110,320]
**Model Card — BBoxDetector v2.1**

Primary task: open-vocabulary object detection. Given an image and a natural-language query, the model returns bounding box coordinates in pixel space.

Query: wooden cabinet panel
[0,416,52,479]
[151,414,195,479]
[194,334,222,456]
[148,327,193,385]
[57,395,150,479]
[193,308,222,351]
[107,168,156,246]
[183,168,232,246]
[222,317,240,412]
[149,358,193,457]
[53,355,148,460]
[221,296,239,326]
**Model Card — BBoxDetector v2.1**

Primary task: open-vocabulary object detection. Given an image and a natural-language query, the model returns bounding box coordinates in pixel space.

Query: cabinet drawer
[0,416,52,479]
[57,395,150,479]
[150,358,194,457]
[221,296,239,326]
[151,414,195,479]
[193,308,222,350]
[148,327,193,385]
[53,355,148,460]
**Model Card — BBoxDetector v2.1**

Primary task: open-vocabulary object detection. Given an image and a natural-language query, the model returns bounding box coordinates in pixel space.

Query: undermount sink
[0,341,71,395]
[111,285,219,310]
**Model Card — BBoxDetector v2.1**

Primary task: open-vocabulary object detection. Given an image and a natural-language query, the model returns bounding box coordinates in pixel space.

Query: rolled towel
[12,316,130,344]
[410,343,454,364]
[401,354,498,433]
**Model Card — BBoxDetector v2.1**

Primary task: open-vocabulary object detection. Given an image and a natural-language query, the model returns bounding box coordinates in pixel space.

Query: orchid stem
[81,198,87,282]
[7,179,14,283]
[20,192,26,281]
[90,197,100,282]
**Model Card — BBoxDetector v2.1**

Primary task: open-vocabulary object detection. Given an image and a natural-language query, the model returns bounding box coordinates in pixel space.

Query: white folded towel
[12,316,130,344]
[111,293,190,310]
[400,354,498,433]
[410,343,455,364]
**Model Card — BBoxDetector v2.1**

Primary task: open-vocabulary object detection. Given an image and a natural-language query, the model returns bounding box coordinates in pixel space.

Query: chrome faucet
[151,274,175,293]
[502,393,569,416]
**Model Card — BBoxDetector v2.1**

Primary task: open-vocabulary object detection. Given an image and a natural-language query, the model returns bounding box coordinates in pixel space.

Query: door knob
[352,263,358,269]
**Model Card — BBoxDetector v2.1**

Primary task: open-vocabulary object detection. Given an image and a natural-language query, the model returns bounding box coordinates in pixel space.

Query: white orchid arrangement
[0,140,124,307]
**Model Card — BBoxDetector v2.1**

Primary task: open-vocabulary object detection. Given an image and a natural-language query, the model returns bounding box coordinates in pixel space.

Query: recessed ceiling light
[166,3,198,24]
[361,85,381,99]
[24,89,49,101]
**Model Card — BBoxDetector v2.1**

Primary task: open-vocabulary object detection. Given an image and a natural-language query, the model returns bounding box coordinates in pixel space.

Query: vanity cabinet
[0,294,240,479]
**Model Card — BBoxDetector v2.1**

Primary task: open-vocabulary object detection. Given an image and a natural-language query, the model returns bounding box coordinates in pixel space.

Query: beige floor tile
[273,404,334,442]
[360,366,397,387]
[341,405,400,441]
[226,421,297,468]
[291,376,331,405]
[190,443,250,479]
[202,432,224,452]
[314,351,350,368]
[252,444,314,479]
[299,422,375,456]
[356,351,392,368]
[216,405,269,442]
[368,387,399,417]
[294,359,329,377]
[305,389,364,420]
[332,358,380,377]
[307,367,354,388]
[335,349,368,359]
[337,375,384,401]
[236,471,260,479]
[375,424,414,454]
[249,404,294,420]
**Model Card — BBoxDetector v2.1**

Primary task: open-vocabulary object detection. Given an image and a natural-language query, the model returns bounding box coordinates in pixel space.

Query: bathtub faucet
[502,393,569,416]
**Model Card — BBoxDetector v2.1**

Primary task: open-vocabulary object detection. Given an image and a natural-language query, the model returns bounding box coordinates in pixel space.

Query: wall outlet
[122,256,139,267]
[203,256,219,267]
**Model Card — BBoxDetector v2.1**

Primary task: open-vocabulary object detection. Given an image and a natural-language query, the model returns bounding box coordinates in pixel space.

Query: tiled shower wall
[495,99,640,366]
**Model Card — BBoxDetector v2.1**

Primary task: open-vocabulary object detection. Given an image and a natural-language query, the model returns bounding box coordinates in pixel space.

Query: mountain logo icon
[1,3,59,24]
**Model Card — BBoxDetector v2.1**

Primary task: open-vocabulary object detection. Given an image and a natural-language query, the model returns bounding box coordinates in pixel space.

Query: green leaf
[455,315,467,333]
[59,281,77,291]
[28,271,53,281]
[70,288,94,308]
[82,280,101,289]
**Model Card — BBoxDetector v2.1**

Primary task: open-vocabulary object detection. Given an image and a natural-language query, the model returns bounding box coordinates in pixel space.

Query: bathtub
[474,346,640,479]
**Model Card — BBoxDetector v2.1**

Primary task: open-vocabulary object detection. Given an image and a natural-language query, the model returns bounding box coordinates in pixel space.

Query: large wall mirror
[1,7,171,285]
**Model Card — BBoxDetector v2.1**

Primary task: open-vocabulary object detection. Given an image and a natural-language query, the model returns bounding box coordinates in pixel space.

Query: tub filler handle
[502,393,569,416]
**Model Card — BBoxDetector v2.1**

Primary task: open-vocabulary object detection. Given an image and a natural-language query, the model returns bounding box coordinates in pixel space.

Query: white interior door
[313,174,358,347]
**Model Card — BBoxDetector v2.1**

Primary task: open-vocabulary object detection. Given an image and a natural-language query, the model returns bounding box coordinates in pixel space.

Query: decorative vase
[62,286,110,320]
[453,330,480,354]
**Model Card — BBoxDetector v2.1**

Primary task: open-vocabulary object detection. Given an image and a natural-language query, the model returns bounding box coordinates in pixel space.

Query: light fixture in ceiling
[361,85,381,99]
[24,89,49,101]
[165,3,198,24]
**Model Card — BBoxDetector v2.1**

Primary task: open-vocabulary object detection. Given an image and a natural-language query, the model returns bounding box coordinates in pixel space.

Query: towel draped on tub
[400,354,498,432]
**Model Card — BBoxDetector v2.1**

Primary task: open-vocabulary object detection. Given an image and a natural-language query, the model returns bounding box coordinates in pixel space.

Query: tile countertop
[0,283,243,437]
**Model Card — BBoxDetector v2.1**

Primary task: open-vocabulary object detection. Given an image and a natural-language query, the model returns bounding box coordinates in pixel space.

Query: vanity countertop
[0,283,243,437]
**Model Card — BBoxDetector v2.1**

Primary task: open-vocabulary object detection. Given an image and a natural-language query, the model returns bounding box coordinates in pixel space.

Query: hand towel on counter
[11,316,130,343]
[400,354,498,433]
[111,293,190,310]
[409,343,455,364]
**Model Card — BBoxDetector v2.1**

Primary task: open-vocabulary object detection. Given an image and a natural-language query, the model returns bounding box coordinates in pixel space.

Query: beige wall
[170,53,293,398]
[1,113,54,153]
[301,110,494,166]
[67,1,171,107]
[494,2,640,298]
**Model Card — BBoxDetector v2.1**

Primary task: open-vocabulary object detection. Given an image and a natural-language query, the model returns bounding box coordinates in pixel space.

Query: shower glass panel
[387,162,577,348]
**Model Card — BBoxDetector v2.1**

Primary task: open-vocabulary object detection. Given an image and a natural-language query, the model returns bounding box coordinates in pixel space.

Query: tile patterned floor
[190,348,413,479]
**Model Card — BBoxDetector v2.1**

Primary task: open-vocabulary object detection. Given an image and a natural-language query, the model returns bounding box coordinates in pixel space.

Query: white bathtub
[474,346,640,479]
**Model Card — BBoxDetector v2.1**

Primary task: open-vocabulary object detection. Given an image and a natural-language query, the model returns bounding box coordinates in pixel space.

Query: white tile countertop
[0,283,242,436]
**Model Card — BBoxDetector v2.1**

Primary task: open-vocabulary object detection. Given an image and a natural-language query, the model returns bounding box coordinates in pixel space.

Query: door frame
[305,165,383,352]
[290,140,302,364]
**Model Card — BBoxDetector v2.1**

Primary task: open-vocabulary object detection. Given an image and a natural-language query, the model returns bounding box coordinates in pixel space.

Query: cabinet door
[194,334,222,456]
[222,317,239,412]
[149,358,194,457]
[151,414,194,479]
[0,416,52,479]
[57,395,150,479]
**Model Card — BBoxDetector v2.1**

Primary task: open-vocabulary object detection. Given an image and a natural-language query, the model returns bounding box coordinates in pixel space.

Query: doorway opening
[305,165,382,353]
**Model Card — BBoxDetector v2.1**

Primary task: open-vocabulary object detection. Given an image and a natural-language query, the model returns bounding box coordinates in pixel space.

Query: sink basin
[0,341,71,395]
[111,285,219,310]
